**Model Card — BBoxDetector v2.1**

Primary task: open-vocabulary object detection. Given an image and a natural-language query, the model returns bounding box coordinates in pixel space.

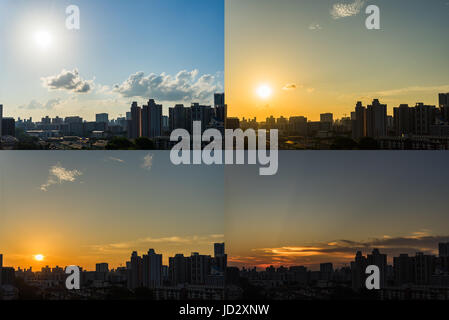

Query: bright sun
[33,30,52,50]
[257,85,272,99]
[34,254,44,261]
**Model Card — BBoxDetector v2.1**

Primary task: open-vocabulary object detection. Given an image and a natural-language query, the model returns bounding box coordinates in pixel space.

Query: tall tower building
[142,249,163,288]
[128,102,142,139]
[439,242,449,257]
[0,104,3,137]
[142,99,163,138]
[351,101,366,140]
[366,99,387,138]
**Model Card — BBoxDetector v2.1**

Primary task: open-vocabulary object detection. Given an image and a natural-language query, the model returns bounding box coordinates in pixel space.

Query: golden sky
[225,0,449,121]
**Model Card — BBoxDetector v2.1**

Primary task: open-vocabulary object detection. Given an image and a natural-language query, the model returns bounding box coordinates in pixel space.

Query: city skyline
[226,0,449,120]
[0,0,224,121]
[0,151,224,270]
[225,152,449,269]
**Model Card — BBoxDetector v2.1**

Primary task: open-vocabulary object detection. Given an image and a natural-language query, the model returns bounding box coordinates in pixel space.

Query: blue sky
[0,0,224,120]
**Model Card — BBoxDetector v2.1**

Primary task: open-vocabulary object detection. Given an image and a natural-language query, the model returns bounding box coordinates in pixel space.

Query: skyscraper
[367,249,387,288]
[0,104,3,137]
[142,249,163,288]
[214,93,225,107]
[439,242,449,257]
[128,102,142,139]
[351,101,366,140]
[142,99,163,138]
[96,113,109,124]
[366,99,387,138]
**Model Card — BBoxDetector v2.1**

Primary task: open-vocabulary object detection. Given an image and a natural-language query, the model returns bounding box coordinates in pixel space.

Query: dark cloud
[41,69,93,93]
[235,234,449,269]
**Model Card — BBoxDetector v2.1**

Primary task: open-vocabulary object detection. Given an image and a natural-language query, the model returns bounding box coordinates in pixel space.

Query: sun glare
[33,30,52,50]
[257,85,272,99]
[34,254,44,262]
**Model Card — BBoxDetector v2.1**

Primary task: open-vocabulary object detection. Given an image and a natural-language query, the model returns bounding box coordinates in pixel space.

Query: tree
[134,137,156,150]
[106,137,135,150]
[358,137,378,150]
[330,137,358,150]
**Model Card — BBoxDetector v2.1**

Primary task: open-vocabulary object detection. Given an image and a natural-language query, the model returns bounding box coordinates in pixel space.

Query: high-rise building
[96,263,109,273]
[190,252,211,285]
[367,249,387,288]
[191,103,212,133]
[142,99,162,138]
[320,113,333,124]
[351,251,367,291]
[142,249,163,288]
[214,243,225,257]
[128,102,142,139]
[2,118,15,137]
[0,104,3,137]
[393,254,414,286]
[96,113,109,124]
[289,116,308,135]
[366,99,387,138]
[214,93,225,107]
[439,93,449,108]
[393,104,413,136]
[169,254,191,285]
[213,243,227,274]
[439,242,449,257]
[413,103,436,136]
[169,104,192,133]
[439,93,449,122]
[351,101,366,140]
[127,251,143,290]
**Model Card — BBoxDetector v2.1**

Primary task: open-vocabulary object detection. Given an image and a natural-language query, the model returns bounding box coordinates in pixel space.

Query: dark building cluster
[0,93,226,150]
[0,243,227,300]
[230,93,449,149]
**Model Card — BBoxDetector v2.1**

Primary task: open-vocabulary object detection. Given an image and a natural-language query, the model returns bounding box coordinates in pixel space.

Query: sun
[33,30,52,50]
[34,254,45,262]
[257,85,272,99]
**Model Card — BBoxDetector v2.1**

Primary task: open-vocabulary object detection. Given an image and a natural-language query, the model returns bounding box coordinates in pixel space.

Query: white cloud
[308,23,323,30]
[18,98,61,110]
[331,0,365,19]
[107,157,125,163]
[142,153,153,170]
[41,69,94,93]
[40,163,83,192]
[113,69,222,103]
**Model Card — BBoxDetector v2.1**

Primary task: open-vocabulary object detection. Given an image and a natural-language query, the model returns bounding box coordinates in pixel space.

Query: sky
[0,0,224,121]
[0,151,224,270]
[225,152,449,270]
[226,0,449,121]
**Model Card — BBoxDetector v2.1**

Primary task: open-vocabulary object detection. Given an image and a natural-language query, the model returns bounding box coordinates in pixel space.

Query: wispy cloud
[107,157,125,163]
[18,98,61,110]
[40,163,83,192]
[308,23,323,30]
[142,153,153,170]
[331,0,365,19]
[89,234,224,254]
[282,83,299,91]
